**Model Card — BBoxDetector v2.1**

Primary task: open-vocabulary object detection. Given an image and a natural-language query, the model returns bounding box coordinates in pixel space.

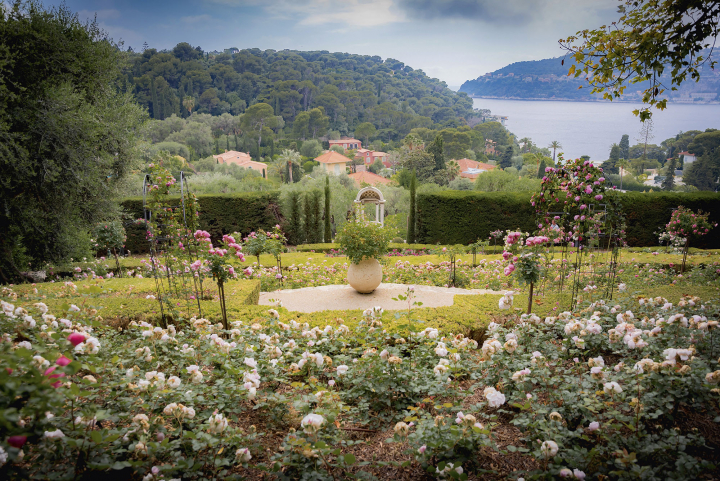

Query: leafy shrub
[335,220,395,264]
[122,192,281,253]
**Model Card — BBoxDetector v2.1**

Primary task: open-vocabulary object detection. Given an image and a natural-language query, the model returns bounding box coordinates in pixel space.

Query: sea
[470,98,720,162]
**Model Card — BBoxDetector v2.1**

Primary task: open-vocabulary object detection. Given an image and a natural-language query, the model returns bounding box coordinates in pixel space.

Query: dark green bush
[417,191,720,248]
[122,192,281,253]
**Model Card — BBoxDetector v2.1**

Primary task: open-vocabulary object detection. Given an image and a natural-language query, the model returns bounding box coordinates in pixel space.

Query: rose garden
[2,159,720,481]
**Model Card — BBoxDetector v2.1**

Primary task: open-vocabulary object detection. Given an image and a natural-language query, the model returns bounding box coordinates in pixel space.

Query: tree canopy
[0,0,145,281]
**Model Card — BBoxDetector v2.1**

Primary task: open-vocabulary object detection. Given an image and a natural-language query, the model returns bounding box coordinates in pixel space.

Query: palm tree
[278,149,302,183]
[549,141,562,164]
[617,158,630,190]
[519,137,531,153]
[446,160,460,183]
[182,96,194,116]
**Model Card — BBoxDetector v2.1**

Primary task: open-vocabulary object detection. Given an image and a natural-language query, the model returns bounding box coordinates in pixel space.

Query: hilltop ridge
[460,54,720,104]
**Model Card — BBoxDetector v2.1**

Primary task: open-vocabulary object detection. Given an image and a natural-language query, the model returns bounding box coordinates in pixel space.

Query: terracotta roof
[356,149,371,154]
[213,150,253,165]
[455,158,496,172]
[315,151,350,164]
[678,151,694,156]
[329,138,361,145]
[454,158,495,180]
[348,171,392,187]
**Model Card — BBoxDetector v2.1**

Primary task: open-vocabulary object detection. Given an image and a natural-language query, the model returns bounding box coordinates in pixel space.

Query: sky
[41,0,620,86]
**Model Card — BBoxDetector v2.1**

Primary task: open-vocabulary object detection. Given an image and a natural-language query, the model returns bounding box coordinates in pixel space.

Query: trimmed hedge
[295,243,446,253]
[417,192,537,245]
[417,191,720,248]
[121,192,281,254]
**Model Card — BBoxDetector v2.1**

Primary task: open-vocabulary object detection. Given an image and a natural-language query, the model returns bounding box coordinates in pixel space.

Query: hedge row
[294,243,447,253]
[121,192,281,254]
[416,191,720,248]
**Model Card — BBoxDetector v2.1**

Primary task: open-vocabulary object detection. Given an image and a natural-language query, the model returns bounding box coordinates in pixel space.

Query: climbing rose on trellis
[530,155,624,245]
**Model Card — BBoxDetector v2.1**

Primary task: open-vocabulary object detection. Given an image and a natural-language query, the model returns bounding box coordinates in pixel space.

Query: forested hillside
[460,53,720,102]
[124,44,478,142]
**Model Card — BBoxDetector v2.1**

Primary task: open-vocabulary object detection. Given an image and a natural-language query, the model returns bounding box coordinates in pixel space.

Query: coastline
[467,95,720,105]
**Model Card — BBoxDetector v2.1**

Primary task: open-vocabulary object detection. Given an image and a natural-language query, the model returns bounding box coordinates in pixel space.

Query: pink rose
[67,333,86,346]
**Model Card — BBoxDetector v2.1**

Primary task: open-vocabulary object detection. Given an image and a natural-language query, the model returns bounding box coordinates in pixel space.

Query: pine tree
[408,171,417,243]
[324,176,332,243]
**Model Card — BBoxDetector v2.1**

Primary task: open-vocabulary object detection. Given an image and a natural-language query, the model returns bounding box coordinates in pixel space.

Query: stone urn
[347,258,383,293]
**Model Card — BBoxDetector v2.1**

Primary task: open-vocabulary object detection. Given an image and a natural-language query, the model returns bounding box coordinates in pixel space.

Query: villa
[329,137,362,150]
[212,150,267,177]
[355,149,388,167]
[315,150,349,175]
[456,158,496,180]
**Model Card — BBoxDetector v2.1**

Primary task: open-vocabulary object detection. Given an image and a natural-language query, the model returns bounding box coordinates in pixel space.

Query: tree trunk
[681,238,689,273]
[527,281,534,315]
[218,280,228,330]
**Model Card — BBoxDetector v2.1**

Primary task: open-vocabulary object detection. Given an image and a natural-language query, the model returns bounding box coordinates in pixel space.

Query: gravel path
[259,283,506,313]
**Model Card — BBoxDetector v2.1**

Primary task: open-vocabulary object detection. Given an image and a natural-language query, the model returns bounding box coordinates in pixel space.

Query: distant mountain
[460,55,720,103]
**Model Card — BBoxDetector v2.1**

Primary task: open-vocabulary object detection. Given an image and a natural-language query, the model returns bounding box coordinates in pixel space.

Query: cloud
[206,0,405,27]
[181,14,214,23]
[395,0,614,26]
[397,0,532,24]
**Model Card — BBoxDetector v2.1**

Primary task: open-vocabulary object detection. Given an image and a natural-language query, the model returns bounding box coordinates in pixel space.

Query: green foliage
[335,219,395,264]
[300,139,323,158]
[408,173,417,244]
[662,157,677,190]
[416,191,720,248]
[128,47,475,143]
[285,191,303,246]
[499,146,514,169]
[474,169,541,192]
[427,135,445,171]
[0,1,145,281]
[683,147,720,191]
[324,177,332,243]
[121,192,281,253]
[91,221,127,257]
[354,122,377,145]
[560,0,720,120]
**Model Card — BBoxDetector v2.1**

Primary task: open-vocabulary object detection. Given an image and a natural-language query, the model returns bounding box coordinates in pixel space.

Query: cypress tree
[312,190,322,243]
[499,146,513,169]
[287,191,302,245]
[303,193,312,243]
[408,171,417,243]
[537,159,547,178]
[226,136,230,152]
[150,77,158,119]
[324,176,332,242]
[619,134,630,160]
[662,157,677,191]
[215,138,219,155]
[234,134,239,150]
